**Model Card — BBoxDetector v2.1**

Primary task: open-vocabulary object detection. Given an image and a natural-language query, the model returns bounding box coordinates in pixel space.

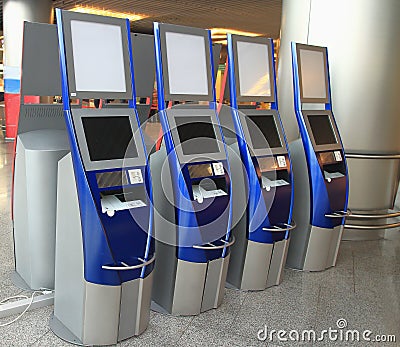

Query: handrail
[193,236,235,250]
[325,210,351,218]
[344,222,400,230]
[262,221,297,232]
[345,153,400,160]
[102,254,155,271]
[347,210,400,220]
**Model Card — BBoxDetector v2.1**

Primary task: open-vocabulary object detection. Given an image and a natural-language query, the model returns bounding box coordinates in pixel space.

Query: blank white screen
[70,20,127,93]
[165,32,209,95]
[299,49,327,99]
[237,41,271,97]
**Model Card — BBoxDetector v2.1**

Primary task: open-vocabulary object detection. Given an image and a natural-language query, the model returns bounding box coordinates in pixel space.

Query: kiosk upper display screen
[82,116,138,161]
[165,32,209,96]
[299,48,327,100]
[70,20,127,93]
[246,115,282,149]
[308,115,337,146]
[175,116,219,155]
[237,41,272,97]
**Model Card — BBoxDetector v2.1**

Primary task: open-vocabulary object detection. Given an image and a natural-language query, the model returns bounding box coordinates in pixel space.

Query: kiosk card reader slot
[150,23,233,316]
[224,34,294,291]
[286,43,349,272]
[50,10,154,345]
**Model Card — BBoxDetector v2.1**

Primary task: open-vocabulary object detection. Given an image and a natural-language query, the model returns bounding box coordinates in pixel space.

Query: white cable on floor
[0,289,53,327]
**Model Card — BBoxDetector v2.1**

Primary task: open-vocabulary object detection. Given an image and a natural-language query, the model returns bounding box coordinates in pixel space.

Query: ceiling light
[210,28,261,40]
[69,6,147,22]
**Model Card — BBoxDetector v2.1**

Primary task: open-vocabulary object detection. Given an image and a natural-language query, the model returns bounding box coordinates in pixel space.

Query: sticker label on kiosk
[128,169,143,184]
[212,162,225,175]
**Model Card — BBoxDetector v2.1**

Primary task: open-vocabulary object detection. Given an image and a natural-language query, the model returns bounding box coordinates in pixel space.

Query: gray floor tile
[352,239,400,259]
[121,312,193,346]
[190,288,247,331]
[31,330,73,347]
[176,324,258,347]
[226,279,320,345]
[313,283,399,346]
[0,305,53,347]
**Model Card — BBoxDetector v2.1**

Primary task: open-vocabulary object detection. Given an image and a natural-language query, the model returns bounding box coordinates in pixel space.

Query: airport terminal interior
[0,0,400,346]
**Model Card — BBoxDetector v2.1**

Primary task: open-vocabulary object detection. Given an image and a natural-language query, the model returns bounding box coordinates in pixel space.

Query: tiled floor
[0,136,399,346]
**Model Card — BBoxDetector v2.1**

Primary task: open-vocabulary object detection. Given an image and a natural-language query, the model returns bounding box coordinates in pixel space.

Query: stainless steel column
[278,0,400,240]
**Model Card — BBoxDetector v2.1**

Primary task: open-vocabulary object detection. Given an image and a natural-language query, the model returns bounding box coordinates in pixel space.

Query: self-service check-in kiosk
[50,10,155,345]
[12,22,68,291]
[150,23,234,315]
[225,35,294,290]
[286,43,349,271]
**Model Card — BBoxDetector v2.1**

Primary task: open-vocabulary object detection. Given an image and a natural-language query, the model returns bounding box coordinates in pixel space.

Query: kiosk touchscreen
[225,34,294,290]
[287,43,349,271]
[150,23,233,315]
[12,22,68,291]
[51,10,154,345]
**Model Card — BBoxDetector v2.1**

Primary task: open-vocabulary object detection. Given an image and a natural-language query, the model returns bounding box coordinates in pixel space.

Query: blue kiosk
[150,23,234,315]
[50,10,155,345]
[225,34,294,290]
[286,43,349,271]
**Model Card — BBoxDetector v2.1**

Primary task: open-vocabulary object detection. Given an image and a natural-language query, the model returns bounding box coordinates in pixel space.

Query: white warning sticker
[128,169,143,184]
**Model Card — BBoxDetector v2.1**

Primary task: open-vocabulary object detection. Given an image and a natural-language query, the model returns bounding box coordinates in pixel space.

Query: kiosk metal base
[151,256,229,316]
[227,239,289,291]
[51,276,152,346]
[287,225,343,272]
[11,271,33,291]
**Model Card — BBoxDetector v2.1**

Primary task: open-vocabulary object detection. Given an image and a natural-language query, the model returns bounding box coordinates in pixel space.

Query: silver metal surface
[240,241,273,291]
[150,148,178,314]
[216,255,230,307]
[172,259,207,316]
[344,223,400,230]
[20,22,61,97]
[118,278,140,342]
[347,210,400,219]
[303,226,334,272]
[286,139,312,269]
[327,225,343,268]
[201,257,225,312]
[266,239,289,288]
[13,130,69,290]
[135,273,153,336]
[346,158,399,211]
[118,275,154,341]
[346,153,400,160]
[53,153,86,341]
[83,282,121,345]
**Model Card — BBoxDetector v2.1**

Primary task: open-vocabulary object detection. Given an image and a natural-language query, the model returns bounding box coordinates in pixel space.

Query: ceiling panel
[51,0,282,37]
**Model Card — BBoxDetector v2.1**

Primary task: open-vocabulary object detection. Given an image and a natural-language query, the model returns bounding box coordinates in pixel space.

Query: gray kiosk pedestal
[12,22,66,291]
[13,129,69,290]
